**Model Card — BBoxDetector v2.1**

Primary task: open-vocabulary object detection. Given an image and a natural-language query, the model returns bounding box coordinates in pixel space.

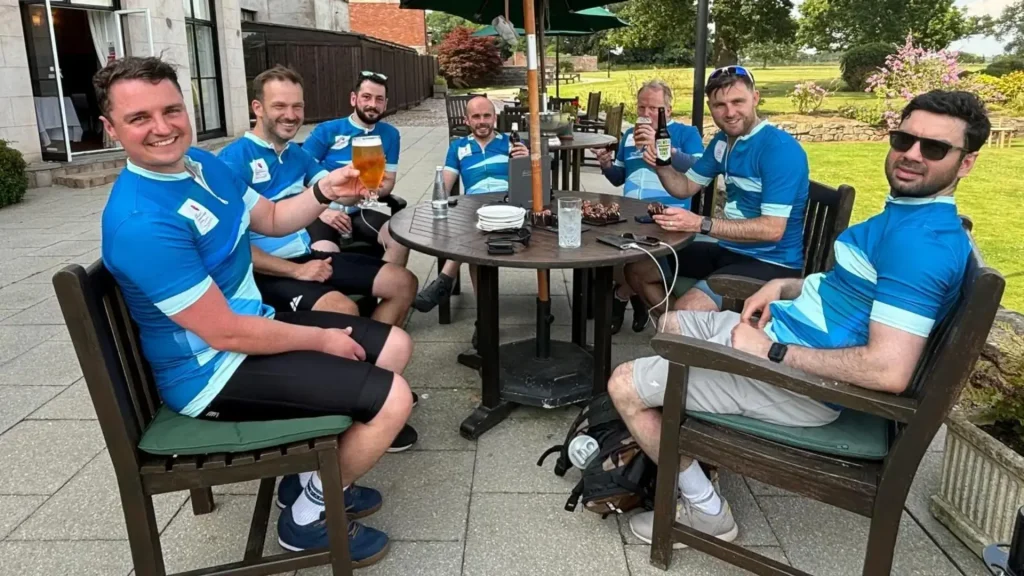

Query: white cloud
[958,0,1015,16]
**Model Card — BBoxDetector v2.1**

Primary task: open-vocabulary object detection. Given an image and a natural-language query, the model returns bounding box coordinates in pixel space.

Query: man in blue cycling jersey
[219,66,417,328]
[626,67,809,316]
[610,90,988,552]
[594,79,705,334]
[301,71,410,267]
[97,57,416,565]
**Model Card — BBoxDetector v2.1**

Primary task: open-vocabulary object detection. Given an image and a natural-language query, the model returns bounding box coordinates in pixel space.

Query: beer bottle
[655,107,671,166]
[508,122,521,156]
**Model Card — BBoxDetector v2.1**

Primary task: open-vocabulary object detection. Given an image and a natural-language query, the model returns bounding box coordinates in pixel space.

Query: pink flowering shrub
[789,81,834,114]
[866,35,969,129]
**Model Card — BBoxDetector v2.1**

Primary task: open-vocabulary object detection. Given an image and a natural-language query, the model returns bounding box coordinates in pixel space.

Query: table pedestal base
[460,401,515,440]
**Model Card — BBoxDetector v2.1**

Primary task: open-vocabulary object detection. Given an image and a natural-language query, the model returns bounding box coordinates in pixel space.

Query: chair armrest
[650,333,917,423]
[381,195,407,214]
[705,274,767,302]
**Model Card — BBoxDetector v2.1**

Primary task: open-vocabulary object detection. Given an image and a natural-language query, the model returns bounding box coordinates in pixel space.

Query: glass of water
[558,197,582,249]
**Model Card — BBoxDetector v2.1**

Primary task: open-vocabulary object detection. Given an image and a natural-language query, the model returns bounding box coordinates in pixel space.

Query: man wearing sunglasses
[301,71,412,267]
[625,65,809,316]
[413,96,530,338]
[609,90,989,551]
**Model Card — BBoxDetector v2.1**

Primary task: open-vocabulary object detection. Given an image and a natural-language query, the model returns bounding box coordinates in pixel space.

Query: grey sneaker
[414,274,455,312]
[629,496,738,549]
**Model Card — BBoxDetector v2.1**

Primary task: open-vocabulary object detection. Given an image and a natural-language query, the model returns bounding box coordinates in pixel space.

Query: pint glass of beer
[352,135,385,205]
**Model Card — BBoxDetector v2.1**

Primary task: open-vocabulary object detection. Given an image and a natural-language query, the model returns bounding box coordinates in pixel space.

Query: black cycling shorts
[675,241,802,283]
[307,209,390,258]
[255,250,384,312]
[199,311,395,422]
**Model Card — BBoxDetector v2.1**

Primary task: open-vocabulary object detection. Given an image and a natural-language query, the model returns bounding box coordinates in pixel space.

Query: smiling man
[624,66,809,316]
[97,57,417,565]
[609,90,989,550]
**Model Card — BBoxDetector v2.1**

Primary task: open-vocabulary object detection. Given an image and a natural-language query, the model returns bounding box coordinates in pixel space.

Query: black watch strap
[700,217,714,235]
[312,180,331,205]
[768,342,788,363]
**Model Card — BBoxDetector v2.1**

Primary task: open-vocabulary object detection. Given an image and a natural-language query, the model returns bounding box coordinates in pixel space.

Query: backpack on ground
[537,393,657,518]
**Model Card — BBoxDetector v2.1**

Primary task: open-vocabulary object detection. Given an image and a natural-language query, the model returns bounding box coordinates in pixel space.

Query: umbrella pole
[555,37,560,98]
[522,0,549,306]
[692,0,710,136]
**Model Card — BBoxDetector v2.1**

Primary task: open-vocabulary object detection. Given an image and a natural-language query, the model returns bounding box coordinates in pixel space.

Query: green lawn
[547,65,876,119]
[804,141,1024,311]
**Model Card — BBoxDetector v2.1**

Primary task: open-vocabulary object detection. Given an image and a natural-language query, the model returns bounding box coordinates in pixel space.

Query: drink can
[568,434,600,469]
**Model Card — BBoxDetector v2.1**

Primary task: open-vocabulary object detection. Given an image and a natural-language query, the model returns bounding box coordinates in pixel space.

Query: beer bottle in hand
[508,122,521,156]
[655,107,671,166]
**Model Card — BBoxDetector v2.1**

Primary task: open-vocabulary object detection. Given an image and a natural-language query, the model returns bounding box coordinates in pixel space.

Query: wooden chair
[706,182,856,307]
[648,223,1004,575]
[581,104,625,168]
[445,93,485,138]
[576,92,603,131]
[53,262,356,576]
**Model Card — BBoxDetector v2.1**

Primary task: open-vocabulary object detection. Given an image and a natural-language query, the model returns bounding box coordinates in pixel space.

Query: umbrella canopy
[401,0,612,30]
[471,7,626,37]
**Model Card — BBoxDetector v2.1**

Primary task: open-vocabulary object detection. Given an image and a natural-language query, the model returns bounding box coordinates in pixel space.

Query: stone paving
[0,125,993,575]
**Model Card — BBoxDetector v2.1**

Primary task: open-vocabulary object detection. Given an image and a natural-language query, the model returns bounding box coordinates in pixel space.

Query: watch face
[700,218,713,234]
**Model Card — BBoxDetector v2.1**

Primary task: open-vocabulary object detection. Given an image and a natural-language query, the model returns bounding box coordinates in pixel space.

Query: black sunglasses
[708,65,756,88]
[360,70,388,82]
[889,130,965,161]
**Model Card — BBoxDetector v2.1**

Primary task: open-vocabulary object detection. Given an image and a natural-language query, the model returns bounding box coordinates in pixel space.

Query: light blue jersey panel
[302,116,400,213]
[615,121,704,210]
[444,134,512,194]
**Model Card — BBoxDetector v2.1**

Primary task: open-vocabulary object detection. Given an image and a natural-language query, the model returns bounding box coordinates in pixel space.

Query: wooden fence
[241,22,439,123]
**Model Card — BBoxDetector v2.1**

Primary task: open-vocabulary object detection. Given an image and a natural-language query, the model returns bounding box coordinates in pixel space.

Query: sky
[790,0,1013,56]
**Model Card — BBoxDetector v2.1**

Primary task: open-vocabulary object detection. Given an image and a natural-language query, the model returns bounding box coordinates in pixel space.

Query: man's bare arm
[654,164,704,199]
[251,245,301,278]
[782,322,927,394]
[171,283,327,355]
[248,189,327,238]
[377,171,397,196]
[443,170,459,194]
[708,215,788,243]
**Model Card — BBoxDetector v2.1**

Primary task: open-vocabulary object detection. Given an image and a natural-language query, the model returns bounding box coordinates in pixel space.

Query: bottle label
[656,138,671,161]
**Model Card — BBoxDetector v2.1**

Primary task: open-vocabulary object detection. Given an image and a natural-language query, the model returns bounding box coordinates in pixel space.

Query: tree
[995,0,1024,55]
[798,0,979,52]
[436,27,503,88]
[711,0,798,67]
[741,41,799,68]
[604,0,695,53]
[425,11,481,47]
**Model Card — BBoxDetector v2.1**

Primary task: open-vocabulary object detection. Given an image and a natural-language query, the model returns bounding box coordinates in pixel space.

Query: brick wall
[349,1,427,53]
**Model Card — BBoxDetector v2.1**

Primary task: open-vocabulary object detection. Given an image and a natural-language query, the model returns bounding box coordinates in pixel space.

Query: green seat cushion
[138,406,353,456]
[687,409,891,460]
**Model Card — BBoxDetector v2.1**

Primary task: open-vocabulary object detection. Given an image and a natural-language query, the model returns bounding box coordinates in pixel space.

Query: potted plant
[432,75,448,98]
[931,309,1024,556]
[0,139,28,209]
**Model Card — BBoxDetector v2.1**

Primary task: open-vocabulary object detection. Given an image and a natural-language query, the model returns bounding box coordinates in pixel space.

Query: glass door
[183,0,225,139]
[22,0,72,162]
[114,9,153,59]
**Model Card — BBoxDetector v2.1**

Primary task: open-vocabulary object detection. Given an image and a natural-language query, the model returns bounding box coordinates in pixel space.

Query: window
[183,0,225,138]
[241,9,257,22]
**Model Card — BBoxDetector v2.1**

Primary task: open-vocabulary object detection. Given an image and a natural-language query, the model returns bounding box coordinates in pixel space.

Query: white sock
[298,471,314,489]
[678,461,721,516]
[291,472,325,526]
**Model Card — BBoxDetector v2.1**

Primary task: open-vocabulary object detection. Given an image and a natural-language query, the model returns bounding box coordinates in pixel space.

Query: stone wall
[0,1,40,163]
[563,55,597,72]
[696,120,887,145]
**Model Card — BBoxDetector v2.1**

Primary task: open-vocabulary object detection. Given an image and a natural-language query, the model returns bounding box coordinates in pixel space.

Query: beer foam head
[353,135,382,147]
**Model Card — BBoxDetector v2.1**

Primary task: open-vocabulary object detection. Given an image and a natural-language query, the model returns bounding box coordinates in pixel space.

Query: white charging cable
[623,241,679,333]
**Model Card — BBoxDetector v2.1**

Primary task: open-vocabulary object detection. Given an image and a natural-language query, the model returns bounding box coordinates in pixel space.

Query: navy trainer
[276,476,383,519]
[277,510,389,568]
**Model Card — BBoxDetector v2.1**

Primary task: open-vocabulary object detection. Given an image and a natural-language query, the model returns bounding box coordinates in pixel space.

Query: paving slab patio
[0,124,991,575]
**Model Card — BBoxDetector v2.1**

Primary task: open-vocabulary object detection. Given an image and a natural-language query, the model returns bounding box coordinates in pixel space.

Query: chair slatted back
[53,263,160,472]
[689,185,715,218]
[802,182,856,275]
[604,104,625,140]
[445,93,485,137]
[585,92,601,121]
[498,110,527,134]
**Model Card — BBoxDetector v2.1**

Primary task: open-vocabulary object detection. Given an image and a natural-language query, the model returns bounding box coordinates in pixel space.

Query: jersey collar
[886,194,957,206]
[737,120,770,141]
[126,159,191,181]
[347,114,376,134]
[243,131,291,154]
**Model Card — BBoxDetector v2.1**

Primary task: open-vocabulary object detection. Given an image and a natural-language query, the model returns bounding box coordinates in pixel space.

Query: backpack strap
[564,479,585,512]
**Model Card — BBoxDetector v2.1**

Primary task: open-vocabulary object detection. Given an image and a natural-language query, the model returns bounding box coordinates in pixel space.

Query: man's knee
[311,240,341,253]
[657,311,681,334]
[608,361,640,410]
[312,291,359,316]
[383,326,414,362]
[378,264,418,299]
[673,287,719,312]
[376,374,413,424]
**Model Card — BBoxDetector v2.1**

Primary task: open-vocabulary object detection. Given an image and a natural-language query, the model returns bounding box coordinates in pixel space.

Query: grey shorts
[631,310,840,427]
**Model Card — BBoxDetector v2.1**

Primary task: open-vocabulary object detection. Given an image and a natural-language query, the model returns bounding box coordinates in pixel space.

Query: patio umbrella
[401,0,612,28]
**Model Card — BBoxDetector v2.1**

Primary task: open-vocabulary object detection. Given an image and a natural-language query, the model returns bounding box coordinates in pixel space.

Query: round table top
[389,192,694,270]
[518,131,618,151]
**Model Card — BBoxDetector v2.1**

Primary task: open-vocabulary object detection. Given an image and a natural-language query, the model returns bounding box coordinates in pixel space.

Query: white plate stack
[476,205,526,232]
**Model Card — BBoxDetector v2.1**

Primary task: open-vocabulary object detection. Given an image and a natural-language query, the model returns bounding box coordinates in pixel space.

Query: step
[54,168,122,189]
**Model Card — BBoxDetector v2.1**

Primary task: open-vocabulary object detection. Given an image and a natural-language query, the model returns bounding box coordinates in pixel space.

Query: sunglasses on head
[708,65,756,88]
[360,71,388,82]
[889,130,964,161]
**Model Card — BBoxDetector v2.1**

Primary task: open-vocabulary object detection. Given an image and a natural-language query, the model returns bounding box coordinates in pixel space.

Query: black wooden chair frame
[647,227,1004,576]
[53,263,355,576]
[446,93,486,138]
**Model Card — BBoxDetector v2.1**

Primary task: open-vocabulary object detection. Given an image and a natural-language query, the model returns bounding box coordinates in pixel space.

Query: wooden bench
[647,223,1004,575]
[53,262,357,576]
[706,181,856,307]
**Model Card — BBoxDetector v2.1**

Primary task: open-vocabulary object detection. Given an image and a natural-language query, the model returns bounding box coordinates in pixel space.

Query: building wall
[0,0,43,163]
[259,0,349,31]
[349,0,427,54]
[215,0,252,138]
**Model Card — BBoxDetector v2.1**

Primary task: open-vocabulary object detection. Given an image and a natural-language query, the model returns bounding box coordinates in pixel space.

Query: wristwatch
[312,180,331,205]
[699,217,714,235]
[768,342,788,363]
